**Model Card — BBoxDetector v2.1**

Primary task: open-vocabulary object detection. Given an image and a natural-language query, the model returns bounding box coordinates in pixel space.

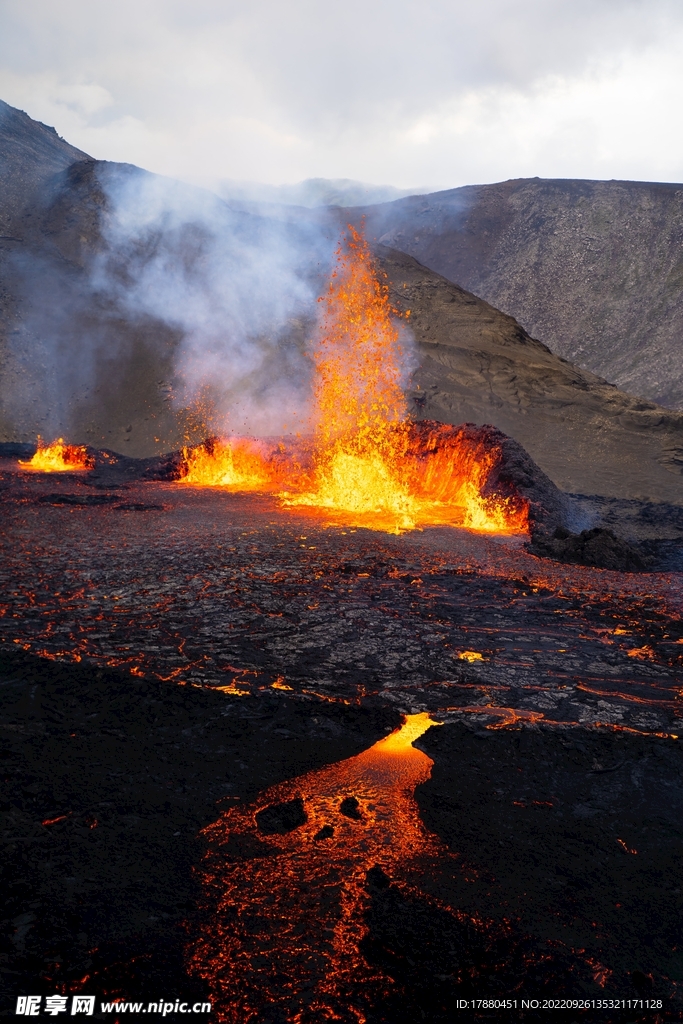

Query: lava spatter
[188,713,452,1023]
[285,231,528,534]
[18,438,93,472]
[179,436,282,491]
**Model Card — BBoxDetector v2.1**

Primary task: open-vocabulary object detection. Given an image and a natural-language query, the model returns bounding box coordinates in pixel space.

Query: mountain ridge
[355,176,683,411]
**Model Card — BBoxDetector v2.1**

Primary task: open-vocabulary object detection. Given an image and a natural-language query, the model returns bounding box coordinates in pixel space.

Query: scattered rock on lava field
[38,492,122,506]
[527,525,648,572]
[256,798,308,835]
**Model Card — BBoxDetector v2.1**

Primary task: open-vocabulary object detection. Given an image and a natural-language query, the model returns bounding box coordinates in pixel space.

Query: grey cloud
[1,0,680,130]
[1,0,683,191]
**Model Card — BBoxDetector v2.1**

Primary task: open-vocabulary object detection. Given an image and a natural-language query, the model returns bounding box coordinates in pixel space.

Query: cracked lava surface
[1,477,681,737]
[1,470,683,1021]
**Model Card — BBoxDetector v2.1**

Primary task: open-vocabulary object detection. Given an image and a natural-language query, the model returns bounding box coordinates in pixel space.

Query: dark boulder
[528,526,647,572]
[255,797,307,835]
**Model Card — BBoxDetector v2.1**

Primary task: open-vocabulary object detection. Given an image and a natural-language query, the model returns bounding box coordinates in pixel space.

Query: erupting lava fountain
[179,227,529,536]
[18,438,93,472]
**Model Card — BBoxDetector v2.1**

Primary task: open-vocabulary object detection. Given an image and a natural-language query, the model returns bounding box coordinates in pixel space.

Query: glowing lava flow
[18,438,93,472]
[283,228,527,534]
[178,228,528,536]
[180,436,277,490]
[188,713,449,1023]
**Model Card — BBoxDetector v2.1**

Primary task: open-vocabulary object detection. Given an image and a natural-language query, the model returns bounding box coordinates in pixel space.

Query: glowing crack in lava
[188,713,449,1023]
[179,228,528,536]
[18,437,94,472]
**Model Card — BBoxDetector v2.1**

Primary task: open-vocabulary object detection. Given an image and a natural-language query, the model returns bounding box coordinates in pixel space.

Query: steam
[1,153,418,452]
[3,246,134,441]
[94,164,337,437]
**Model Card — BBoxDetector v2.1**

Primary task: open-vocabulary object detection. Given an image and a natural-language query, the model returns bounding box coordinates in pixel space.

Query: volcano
[1,100,683,1022]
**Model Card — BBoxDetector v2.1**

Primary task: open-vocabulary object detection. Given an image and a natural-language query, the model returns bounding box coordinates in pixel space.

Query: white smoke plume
[93,163,338,439]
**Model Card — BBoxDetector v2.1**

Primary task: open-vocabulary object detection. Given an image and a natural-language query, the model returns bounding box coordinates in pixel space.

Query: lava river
[189,713,447,1023]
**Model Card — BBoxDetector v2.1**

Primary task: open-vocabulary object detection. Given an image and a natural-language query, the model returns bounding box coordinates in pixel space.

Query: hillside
[0,100,681,503]
[362,178,683,411]
[0,99,89,237]
[376,247,683,503]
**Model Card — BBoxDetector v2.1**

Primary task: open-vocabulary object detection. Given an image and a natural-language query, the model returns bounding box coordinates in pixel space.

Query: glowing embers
[19,438,93,472]
[188,713,448,1023]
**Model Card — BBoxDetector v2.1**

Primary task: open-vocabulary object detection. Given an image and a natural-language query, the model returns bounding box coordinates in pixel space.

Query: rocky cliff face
[0,100,89,238]
[363,178,683,411]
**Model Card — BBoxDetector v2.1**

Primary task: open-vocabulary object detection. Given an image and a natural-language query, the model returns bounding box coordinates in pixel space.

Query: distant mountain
[359,178,683,411]
[216,177,424,209]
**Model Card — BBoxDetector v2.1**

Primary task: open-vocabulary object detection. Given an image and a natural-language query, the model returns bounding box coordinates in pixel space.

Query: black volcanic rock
[339,796,363,820]
[528,526,648,572]
[0,441,35,459]
[256,798,307,835]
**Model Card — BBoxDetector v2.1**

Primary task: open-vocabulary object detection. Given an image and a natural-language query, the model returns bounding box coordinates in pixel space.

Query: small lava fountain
[181,435,277,491]
[188,713,450,1023]
[18,437,93,472]
[179,228,528,536]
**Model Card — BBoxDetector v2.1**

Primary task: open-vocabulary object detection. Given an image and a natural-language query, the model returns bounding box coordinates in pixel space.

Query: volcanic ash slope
[375,246,683,504]
[364,177,683,412]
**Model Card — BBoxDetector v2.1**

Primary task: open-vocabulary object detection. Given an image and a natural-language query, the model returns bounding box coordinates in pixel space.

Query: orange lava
[188,713,450,1023]
[19,438,93,472]
[178,228,528,536]
[179,436,283,491]
[281,226,414,532]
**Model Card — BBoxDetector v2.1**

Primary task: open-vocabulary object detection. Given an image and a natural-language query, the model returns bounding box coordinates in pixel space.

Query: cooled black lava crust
[1,475,682,1021]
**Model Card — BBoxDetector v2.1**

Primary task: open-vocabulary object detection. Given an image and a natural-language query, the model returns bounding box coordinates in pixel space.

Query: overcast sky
[1,0,683,191]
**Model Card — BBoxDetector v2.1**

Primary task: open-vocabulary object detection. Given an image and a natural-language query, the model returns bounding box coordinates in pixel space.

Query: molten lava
[189,713,448,1023]
[283,226,415,531]
[177,228,529,536]
[180,436,276,490]
[19,438,93,472]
